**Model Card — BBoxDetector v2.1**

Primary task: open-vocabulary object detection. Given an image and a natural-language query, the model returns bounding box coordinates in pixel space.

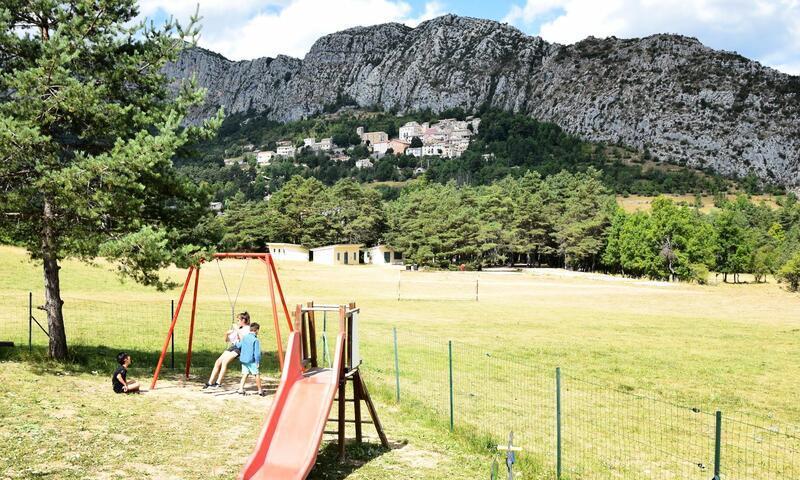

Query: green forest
[211,171,800,288]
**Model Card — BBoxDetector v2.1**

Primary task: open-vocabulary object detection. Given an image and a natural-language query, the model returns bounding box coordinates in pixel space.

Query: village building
[357,127,389,146]
[355,159,374,169]
[276,141,295,158]
[366,245,403,266]
[310,244,363,265]
[372,141,390,155]
[209,201,223,214]
[268,243,309,262]
[406,147,422,157]
[256,150,275,166]
[223,157,245,166]
[301,137,334,152]
[331,152,351,162]
[398,121,423,142]
[389,139,410,155]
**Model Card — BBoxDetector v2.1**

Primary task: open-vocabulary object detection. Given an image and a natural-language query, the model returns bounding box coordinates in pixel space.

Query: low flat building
[366,245,403,265]
[310,244,363,265]
[268,243,309,262]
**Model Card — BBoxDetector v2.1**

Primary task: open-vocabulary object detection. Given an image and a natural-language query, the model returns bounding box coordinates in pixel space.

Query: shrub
[777,252,800,292]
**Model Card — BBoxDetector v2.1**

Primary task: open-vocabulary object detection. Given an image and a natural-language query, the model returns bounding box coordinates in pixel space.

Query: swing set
[150,252,292,390]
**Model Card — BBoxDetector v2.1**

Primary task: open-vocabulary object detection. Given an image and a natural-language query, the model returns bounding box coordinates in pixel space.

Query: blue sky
[138,0,800,74]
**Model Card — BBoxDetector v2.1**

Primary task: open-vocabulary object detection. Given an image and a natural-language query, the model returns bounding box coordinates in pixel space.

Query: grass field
[617,193,780,213]
[1,245,800,478]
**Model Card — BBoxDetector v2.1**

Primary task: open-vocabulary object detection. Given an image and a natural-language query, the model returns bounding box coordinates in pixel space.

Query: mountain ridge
[165,14,800,191]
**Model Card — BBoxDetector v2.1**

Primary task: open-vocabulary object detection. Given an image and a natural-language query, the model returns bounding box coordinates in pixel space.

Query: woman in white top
[204,311,251,389]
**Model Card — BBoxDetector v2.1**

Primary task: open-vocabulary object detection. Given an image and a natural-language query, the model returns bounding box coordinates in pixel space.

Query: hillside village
[223,116,481,171]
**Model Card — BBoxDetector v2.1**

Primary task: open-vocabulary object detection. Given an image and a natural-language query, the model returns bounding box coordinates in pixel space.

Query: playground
[2,244,800,478]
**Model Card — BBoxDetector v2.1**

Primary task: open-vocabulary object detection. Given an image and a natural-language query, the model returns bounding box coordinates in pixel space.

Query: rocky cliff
[164,14,800,189]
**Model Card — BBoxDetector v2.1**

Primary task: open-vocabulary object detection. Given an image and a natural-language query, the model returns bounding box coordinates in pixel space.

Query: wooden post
[358,372,390,448]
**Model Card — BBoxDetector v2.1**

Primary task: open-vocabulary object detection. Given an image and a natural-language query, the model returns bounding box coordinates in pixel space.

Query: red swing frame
[150,253,293,390]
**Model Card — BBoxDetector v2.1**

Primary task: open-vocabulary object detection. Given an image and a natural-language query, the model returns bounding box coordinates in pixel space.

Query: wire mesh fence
[361,328,800,480]
[2,290,799,479]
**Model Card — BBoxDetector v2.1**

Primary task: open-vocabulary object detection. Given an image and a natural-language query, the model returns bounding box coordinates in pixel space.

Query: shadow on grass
[309,440,394,480]
[0,344,282,383]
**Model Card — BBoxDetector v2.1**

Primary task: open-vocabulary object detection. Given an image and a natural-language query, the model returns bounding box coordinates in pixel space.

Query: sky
[138,0,800,75]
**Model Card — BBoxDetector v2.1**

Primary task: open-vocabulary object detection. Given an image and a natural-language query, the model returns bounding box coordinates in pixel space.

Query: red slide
[239,329,345,480]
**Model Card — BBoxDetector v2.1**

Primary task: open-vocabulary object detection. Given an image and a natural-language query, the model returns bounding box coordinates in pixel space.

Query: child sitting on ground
[236,323,263,396]
[113,352,141,394]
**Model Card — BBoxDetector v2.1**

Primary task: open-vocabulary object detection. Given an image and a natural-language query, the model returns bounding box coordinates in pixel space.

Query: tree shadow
[0,344,282,382]
[308,440,401,479]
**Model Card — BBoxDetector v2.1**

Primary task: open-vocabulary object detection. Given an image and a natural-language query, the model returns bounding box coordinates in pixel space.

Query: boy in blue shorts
[237,323,264,396]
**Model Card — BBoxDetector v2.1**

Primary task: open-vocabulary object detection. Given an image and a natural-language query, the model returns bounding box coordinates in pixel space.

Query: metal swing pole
[185,266,200,379]
[263,257,285,369]
[267,255,293,331]
[151,266,195,390]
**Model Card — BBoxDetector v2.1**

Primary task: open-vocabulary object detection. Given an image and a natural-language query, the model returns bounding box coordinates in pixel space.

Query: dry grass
[617,194,780,213]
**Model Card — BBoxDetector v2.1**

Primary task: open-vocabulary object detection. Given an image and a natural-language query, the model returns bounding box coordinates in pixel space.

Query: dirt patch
[394,444,442,469]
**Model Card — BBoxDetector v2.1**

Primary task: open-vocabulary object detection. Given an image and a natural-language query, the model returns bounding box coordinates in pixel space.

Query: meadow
[1,245,799,479]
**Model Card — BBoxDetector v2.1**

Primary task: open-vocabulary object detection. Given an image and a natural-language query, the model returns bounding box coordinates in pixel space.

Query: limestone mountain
[164,14,800,190]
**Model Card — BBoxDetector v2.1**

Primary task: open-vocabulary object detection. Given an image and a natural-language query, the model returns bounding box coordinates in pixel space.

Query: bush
[777,252,800,291]
[690,263,710,285]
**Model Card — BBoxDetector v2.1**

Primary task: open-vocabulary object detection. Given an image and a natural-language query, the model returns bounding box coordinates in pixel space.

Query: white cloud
[504,0,800,76]
[138,0,445,60]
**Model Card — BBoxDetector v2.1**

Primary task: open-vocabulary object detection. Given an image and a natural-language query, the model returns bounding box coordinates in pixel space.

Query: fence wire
[364,329,799,480]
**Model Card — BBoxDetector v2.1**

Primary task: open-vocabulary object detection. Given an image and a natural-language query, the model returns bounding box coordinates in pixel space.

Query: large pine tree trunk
[42,198,67,359]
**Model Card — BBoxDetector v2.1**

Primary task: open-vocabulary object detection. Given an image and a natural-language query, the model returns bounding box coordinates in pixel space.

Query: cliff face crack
[164,14,800,191]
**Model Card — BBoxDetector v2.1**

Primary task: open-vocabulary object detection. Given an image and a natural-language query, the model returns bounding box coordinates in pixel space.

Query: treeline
[216,172,800,289]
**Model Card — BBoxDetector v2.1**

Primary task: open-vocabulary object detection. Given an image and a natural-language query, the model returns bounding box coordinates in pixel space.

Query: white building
[276,144,295,158]
[406,147,422,157]
[302,137,334,152]
[310,244,363,265]
[355,159,373,169]
[366,245,403,265]
[399,121,423,142]
[223,157,245,166]
[256,150,275,166]
[268,243,309,262]
[209,201,223,213]
[372,141,390,155]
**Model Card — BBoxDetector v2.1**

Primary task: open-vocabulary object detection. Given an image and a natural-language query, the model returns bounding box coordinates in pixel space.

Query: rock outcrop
[164,14,800,189]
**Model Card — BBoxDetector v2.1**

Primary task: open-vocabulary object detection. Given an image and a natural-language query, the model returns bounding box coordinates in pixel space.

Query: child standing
[236,323,263,396]
[112,352,141,394]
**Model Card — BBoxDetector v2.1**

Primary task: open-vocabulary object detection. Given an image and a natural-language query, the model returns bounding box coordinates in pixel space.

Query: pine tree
[0,1,221,358]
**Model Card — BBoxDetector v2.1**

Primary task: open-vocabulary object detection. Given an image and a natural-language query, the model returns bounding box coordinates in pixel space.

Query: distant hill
[165,14,800,191]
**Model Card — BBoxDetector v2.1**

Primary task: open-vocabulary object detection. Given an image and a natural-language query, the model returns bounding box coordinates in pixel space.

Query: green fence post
[713,410,722,480]
[393,327,400,402]
[448,340,454,432]
[28,292,32,353]
[556,367,562,479]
